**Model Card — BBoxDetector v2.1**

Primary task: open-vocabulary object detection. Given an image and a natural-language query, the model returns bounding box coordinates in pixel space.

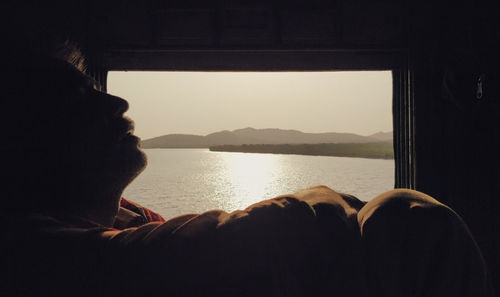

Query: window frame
[97,49,414,189]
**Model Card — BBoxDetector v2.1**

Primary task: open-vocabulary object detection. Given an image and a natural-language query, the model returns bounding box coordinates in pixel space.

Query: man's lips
[115,117,138,142]
[122,132,141,144]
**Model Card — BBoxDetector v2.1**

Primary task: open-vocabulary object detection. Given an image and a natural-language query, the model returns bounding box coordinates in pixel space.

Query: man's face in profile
[65,64,147,187]
[25,59,149,194]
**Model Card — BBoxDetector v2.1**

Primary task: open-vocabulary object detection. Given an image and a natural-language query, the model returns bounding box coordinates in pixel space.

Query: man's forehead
[52,58,100,89]
[73,68,101,90]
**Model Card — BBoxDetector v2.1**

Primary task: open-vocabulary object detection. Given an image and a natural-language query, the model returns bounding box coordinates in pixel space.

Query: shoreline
[209,142,394,160]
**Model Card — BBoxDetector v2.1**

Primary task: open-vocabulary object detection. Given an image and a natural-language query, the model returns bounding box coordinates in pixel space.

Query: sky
[107,71,393,140]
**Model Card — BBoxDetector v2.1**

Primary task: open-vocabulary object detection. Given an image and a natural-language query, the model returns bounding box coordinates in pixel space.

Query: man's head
[2,39,146,224]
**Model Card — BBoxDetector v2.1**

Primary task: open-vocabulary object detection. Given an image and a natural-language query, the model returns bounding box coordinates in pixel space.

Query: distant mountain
[367,131,393,142]
[140,134,208,148]
[141,127,393,148]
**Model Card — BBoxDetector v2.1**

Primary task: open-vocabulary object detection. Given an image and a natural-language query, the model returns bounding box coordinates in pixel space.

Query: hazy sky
[108,71,392,140]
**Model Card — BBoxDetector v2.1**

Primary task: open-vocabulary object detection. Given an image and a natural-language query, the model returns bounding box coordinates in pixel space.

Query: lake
[123,149,395,219]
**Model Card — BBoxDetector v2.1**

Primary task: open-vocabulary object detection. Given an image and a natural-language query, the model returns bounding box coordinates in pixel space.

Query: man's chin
[103,144,148,186]
[133,148,148,176]
[122,145,148,177]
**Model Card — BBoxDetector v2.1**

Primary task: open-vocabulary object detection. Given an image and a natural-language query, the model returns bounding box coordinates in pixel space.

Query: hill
[367,131,393,141]
[141,127,392,148]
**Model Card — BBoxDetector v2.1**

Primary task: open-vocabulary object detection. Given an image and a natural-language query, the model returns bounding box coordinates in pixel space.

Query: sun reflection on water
[212,152,279,211]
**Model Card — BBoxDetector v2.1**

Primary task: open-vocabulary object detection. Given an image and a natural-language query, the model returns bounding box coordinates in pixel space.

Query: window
[108,71,394,219]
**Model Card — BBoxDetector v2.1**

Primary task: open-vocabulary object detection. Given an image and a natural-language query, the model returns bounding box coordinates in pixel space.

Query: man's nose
[100,92,130,117]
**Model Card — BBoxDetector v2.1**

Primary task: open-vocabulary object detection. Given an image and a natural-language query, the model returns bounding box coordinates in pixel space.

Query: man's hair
[1,26,90,213]
[44,39,87,73]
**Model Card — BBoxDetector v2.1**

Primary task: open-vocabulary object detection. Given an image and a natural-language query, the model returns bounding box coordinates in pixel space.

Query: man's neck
[66,190,122,227]
[80,205,119,227]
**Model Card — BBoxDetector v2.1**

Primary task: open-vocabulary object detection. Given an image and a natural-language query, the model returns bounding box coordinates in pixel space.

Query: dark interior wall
[89,0,404,49]
[414,48,500,293]
[409,0,500,291]
[82,0,406,69]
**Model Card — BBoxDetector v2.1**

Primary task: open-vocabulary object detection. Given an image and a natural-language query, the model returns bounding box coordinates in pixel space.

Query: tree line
[209,142,394,159]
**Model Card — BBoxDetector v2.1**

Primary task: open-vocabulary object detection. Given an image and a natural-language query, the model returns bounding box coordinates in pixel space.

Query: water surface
[123,149,395,219]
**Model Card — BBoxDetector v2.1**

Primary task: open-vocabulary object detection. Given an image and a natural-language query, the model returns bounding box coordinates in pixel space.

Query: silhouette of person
[1,32,492,297]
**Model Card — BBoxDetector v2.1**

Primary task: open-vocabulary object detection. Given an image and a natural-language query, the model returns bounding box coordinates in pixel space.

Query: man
[1,36,492,297]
